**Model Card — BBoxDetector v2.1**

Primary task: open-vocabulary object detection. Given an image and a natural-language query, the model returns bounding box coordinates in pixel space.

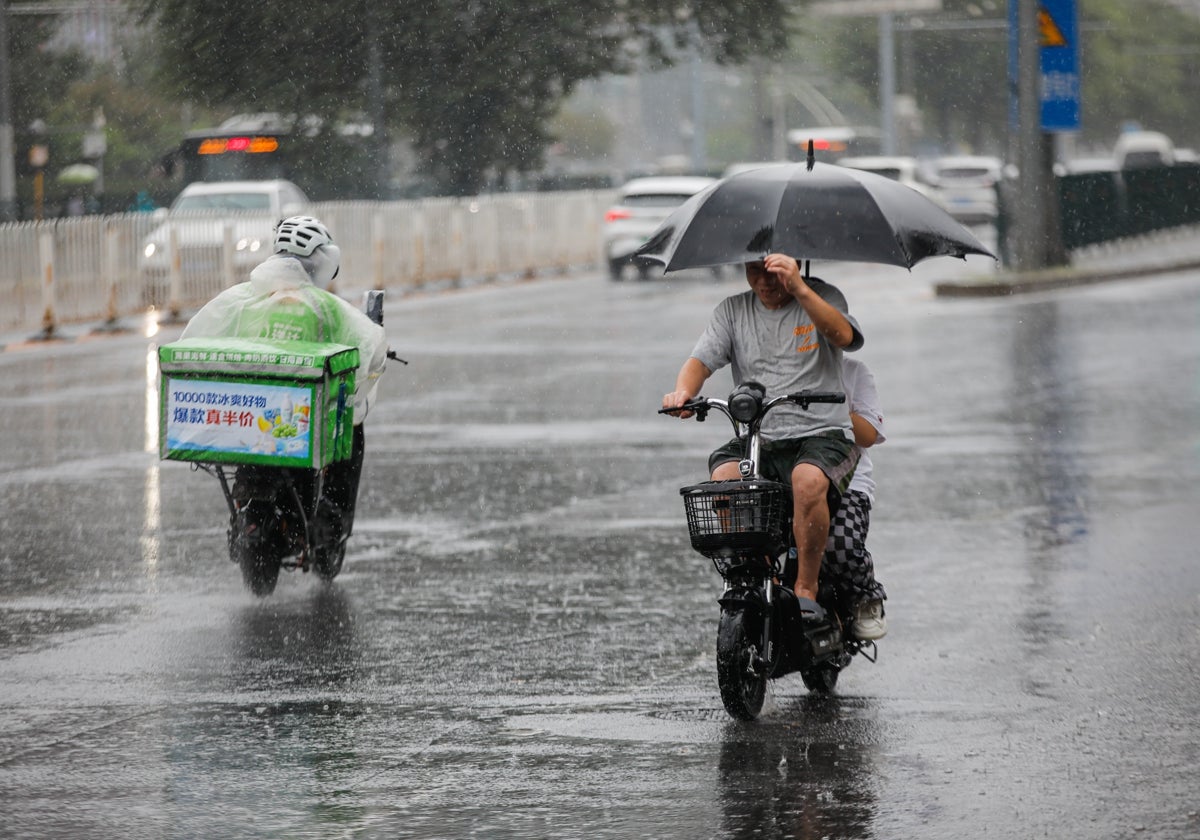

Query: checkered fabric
[823,490,887,604]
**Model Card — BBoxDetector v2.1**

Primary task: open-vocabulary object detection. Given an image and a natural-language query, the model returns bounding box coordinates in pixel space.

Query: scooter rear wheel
[312,541,345,581]
[230,506,281,597]
[716,609,767,720]
[233,539,280,597]
[310,499,346,581]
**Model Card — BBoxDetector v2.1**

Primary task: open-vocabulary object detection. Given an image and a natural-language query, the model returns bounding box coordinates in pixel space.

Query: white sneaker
[853,599,887,641]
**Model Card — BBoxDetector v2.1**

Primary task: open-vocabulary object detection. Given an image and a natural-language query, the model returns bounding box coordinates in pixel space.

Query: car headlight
[143,242,157,259]
[236,237,263,253]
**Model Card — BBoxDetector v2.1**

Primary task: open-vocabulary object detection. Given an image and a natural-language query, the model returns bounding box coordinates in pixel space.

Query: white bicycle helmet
[273,215,340,288]
[274,215,333,257]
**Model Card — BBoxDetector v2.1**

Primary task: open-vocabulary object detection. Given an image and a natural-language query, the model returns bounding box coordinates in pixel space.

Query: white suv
[138,180,309,307]
[601,175,716,280]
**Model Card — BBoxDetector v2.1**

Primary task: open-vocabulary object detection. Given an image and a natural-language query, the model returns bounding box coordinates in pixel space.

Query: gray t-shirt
[689,278,862,441]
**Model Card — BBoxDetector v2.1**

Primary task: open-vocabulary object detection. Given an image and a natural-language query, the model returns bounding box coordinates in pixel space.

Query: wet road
[2,260,1199,839]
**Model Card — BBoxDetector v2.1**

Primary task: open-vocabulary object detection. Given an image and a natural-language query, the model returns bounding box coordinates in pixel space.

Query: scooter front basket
[680,479,790,561]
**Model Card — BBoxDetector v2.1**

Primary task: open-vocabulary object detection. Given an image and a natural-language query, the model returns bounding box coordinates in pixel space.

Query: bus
[168,114,383,201]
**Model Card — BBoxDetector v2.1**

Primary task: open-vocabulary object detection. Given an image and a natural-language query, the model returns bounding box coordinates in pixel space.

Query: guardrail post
[371,210,386,290]
[162,222,186,324]
[221,221,236,289]
[411,209,426,290]
[33,230,58,340]
[451,202,465,287]
[520,198,536,279]
[93,221,129,334]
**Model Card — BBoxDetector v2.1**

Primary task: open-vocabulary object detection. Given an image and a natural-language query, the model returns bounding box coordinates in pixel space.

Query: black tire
[233,537,280,597]
[312,540,345,581]
[311,499,346,581]
[800,662,840,694]
[230,507,280,597]
[608,259,625,281]
[716,609,767,720]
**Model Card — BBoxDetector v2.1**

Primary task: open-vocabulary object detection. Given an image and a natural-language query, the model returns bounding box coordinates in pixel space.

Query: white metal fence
[0,189,617,337]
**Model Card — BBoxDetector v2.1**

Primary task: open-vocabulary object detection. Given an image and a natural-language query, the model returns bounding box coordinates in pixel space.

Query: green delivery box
[158,337,359,468]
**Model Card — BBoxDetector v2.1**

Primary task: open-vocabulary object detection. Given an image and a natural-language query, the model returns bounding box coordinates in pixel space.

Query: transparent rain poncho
[181,253,388,422]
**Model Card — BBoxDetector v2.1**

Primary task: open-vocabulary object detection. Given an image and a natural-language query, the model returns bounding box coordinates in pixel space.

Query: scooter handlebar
[657,397,713,416]
[783,390,845,409]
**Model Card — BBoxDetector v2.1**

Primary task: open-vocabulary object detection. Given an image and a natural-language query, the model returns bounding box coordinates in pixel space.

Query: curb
[934,257,1200,298]
[1,318,162,353]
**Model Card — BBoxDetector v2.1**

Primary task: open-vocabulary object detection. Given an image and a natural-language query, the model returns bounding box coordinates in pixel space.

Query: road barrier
[0,190,616,337]
[1057,165,1200,248]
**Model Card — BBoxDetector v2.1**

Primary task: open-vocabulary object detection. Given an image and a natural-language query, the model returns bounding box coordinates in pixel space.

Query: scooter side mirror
[363,289,385,326]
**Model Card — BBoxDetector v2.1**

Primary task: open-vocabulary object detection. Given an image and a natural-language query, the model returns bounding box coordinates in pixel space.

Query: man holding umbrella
[662,253,864,626]
[649,151,992,638]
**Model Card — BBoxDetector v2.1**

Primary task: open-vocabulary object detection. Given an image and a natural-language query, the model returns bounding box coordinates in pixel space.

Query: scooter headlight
[729,392,759,423]
[728,380,766,423]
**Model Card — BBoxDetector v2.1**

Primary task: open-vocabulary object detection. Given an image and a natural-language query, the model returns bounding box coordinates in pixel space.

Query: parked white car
[601,175,716,280]
[138,179,309,307]
[927,156,1002,225]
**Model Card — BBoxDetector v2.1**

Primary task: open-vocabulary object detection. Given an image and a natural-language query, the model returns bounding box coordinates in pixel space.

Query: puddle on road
[505,708,727,744]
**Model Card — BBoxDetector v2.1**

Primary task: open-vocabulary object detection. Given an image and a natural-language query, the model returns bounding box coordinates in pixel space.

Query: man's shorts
[708,430,860,504]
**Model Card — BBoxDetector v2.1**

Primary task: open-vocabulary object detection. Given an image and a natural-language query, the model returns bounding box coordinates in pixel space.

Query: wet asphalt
[1,257,1199,839]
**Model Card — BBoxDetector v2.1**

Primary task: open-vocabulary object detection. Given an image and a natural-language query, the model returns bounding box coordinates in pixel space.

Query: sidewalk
[933,223,1200,297]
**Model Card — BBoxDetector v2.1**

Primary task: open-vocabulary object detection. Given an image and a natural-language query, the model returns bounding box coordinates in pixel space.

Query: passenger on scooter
[181,215,388,540]
[662,253,862,609]
[827,355,888,640]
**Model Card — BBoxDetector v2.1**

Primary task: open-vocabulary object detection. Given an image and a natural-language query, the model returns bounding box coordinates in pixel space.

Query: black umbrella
[635,149,995,271]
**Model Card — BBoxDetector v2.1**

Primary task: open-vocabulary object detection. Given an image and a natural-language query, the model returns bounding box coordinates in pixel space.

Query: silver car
[601,175,716,280]
[928,156,1002,226]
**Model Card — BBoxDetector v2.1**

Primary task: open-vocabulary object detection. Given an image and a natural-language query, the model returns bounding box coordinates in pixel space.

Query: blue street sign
[1008,0,1081,132]
[1040,0,1080,130]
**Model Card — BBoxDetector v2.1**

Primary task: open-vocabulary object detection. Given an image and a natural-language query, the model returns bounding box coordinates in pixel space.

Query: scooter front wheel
[716,608,767,720]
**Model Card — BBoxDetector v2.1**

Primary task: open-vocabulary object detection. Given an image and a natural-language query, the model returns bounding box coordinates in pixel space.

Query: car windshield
[938,167,993,180]
[621,194,694,208]
[172,193,273,212]
[1122,151,1167,168]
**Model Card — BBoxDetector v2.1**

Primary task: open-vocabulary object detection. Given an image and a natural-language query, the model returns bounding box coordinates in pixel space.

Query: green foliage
[8,14,87,214]
[1077,0,1200,146]
[130,0,791,195]
[549,108,618,161]
[7,15,88,135]
[6,10,235,216]
[41,74,200,212]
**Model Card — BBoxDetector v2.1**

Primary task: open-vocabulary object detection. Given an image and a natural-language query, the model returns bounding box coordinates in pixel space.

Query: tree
[793,0,1200,159]
[7,12,88,215]
[1075,0,1200,148]
[131,0,791,195]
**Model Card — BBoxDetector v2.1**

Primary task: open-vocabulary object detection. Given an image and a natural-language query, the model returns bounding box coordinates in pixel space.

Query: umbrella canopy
[56,163,100,185]
[635,160,995,271]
